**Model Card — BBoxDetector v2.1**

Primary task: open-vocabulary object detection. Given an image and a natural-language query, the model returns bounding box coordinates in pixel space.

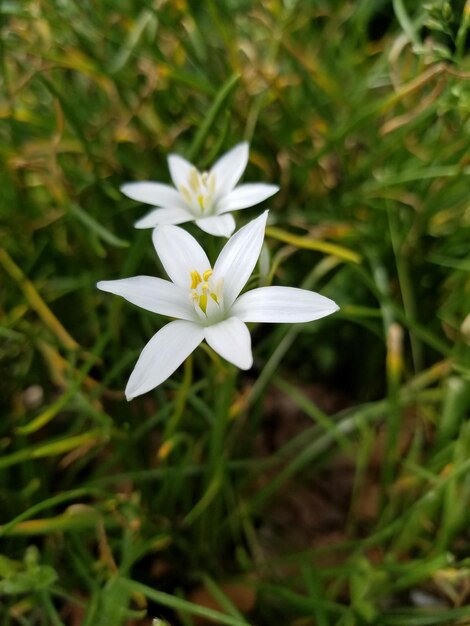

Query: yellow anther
[199,293,207,313]
[210,293,218,303]
[197,194,205,209]
[203,269,213,281]
[190,270,202,289]
[201,283,209,292]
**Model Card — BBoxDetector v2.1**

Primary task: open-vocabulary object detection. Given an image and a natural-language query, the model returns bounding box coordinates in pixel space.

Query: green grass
[1,0,470,624]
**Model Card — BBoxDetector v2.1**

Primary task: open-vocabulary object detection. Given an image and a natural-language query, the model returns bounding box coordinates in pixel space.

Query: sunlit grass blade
[122,578,253,626]
[0,249,79,350]
[266,226,361,264]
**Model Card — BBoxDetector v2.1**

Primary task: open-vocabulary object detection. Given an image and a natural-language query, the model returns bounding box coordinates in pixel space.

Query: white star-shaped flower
[97,212,339,400]
[121,143,279,237]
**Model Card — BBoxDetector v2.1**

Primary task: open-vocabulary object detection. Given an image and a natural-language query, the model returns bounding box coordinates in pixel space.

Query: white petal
[232,286,339,323]
[168,154,194,189]
[204,317,252,370]
[152,225,211,289]
[121,182,185,208]
[125,320,204,400]
[210,143,249,197]
[195,214,236,237]
[97,276,196,321]
[212,211,268,307]
[219,183,279,213]
[135,207,193,229]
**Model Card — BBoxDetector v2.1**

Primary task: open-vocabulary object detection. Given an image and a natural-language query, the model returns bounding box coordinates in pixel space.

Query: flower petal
[152,225,211,289]
[204,317,252,370]
[134,207,193,229]
[212,211,268,307]
[121,182,185,208]
[232,286,339,323]
[168,154,194,189]
[125,320,204,400]
[219,183,279,213]
[97,276,196,321]
[210,142,249,197]
[195,213,236,237]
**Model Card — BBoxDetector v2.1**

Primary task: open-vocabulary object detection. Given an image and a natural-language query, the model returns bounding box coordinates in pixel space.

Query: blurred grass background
[1,0,470,624]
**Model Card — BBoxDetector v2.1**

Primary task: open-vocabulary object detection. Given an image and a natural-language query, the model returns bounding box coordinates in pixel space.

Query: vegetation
[1,0,470,624]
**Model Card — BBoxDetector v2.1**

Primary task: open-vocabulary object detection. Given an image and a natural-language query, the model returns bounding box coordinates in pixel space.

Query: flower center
[189,268,223,320]
[179,168,216,216]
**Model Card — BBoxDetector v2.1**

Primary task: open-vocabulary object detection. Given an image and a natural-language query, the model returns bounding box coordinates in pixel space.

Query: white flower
[97,212,339,400]
[121,143,279,237]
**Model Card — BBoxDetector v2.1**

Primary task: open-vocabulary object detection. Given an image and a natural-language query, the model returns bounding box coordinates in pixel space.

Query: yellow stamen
[189,268,219,316]
[199,293,207,313]
[190,270,202,289]
[197,194,205,210]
